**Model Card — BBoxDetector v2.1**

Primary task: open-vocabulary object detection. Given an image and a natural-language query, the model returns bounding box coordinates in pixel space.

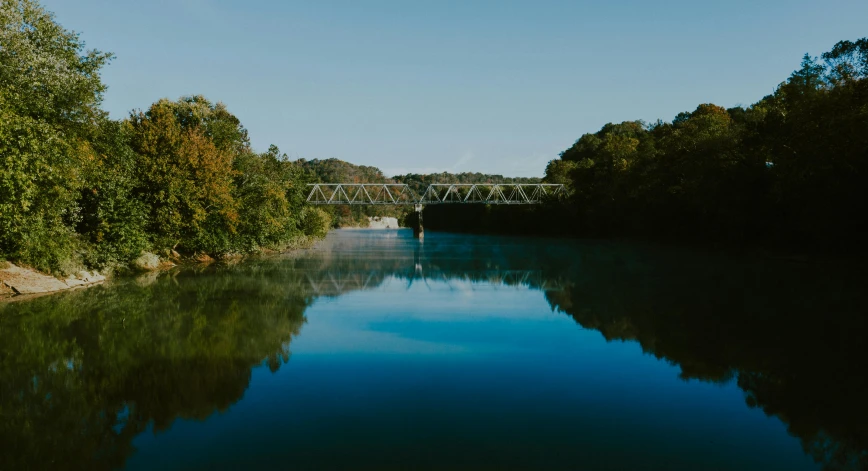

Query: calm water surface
[2,230,866,470]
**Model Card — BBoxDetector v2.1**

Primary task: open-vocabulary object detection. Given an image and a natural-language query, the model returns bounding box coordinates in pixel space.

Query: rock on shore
[0,263,105,297]
[367,216,400,229]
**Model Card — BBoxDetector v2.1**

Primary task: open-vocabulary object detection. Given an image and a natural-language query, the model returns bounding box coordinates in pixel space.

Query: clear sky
[41,0,868,177]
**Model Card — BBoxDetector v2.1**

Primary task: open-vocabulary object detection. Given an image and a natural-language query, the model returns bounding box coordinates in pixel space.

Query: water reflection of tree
[0,262,310,470]
[542,245,868,471]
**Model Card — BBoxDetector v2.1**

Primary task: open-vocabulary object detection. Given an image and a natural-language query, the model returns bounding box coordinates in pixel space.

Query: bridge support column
[413,204,424,239]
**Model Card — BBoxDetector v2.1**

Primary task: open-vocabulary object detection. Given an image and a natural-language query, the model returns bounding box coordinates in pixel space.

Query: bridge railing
[306,183,565,205]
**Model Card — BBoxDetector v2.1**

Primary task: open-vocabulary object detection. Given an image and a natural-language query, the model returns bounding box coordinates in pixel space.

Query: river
[1,229,866,470]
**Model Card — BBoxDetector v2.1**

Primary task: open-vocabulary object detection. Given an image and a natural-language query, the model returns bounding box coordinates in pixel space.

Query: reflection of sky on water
[297,276,562,355]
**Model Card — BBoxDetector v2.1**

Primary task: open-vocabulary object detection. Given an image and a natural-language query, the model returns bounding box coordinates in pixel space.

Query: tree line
[393,172,540,195]
[547,38,868,249]
[427,38,868,253]
[0,0,330,275]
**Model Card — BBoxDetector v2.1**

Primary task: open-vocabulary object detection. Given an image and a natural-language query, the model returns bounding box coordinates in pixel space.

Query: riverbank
[0,262,106,299]
[0,235,326,302]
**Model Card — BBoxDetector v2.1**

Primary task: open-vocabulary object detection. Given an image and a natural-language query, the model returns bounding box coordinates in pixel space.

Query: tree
[232,145,319,250]
[75,119,150,267]
[125,98,239,255]
[0,0,112,272]
[822,38,868,82]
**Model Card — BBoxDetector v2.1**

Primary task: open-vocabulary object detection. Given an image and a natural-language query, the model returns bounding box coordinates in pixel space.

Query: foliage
[393,171,541,196]
[422,38,867,251]
[0,0,110,134]
[125,97,240,254]
[75,119,150,267]
[300,207,332,240]
[0,2,329,271]
[232,145,312,251]
[542,159,578,186]
[526,38,868,250]
[297,157,390,184]
[0,0,111,273]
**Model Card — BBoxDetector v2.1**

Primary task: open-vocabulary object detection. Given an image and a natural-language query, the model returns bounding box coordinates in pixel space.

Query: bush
[300,208,332,240]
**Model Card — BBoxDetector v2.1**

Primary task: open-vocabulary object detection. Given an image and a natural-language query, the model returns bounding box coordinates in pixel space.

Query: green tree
[557,121,651,234]
[125,97,240,255]
[75,119,150,267]
[233,145,322,250]
[0,0,112,272]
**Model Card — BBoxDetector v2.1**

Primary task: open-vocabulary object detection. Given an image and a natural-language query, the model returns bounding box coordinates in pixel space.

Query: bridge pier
[413,204,424,239]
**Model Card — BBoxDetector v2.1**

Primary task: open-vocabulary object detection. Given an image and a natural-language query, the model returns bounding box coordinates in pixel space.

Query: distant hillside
[393,172,541,195]
[296,158,392,184]
[297,159,539,190]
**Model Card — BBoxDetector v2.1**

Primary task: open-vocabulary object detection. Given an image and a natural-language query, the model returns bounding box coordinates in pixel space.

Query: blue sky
[43,0,868,177]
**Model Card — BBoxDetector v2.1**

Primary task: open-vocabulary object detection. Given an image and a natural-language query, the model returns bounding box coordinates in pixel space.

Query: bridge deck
[306,183,565,205]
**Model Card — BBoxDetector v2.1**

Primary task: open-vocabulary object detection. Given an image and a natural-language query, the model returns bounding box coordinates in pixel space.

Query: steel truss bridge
[306,183,566,205]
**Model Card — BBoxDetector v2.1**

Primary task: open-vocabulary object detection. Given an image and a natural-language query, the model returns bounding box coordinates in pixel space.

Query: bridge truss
[306,183,566,205]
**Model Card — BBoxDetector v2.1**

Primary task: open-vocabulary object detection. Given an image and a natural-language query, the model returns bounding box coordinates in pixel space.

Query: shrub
[300,208,332,240]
